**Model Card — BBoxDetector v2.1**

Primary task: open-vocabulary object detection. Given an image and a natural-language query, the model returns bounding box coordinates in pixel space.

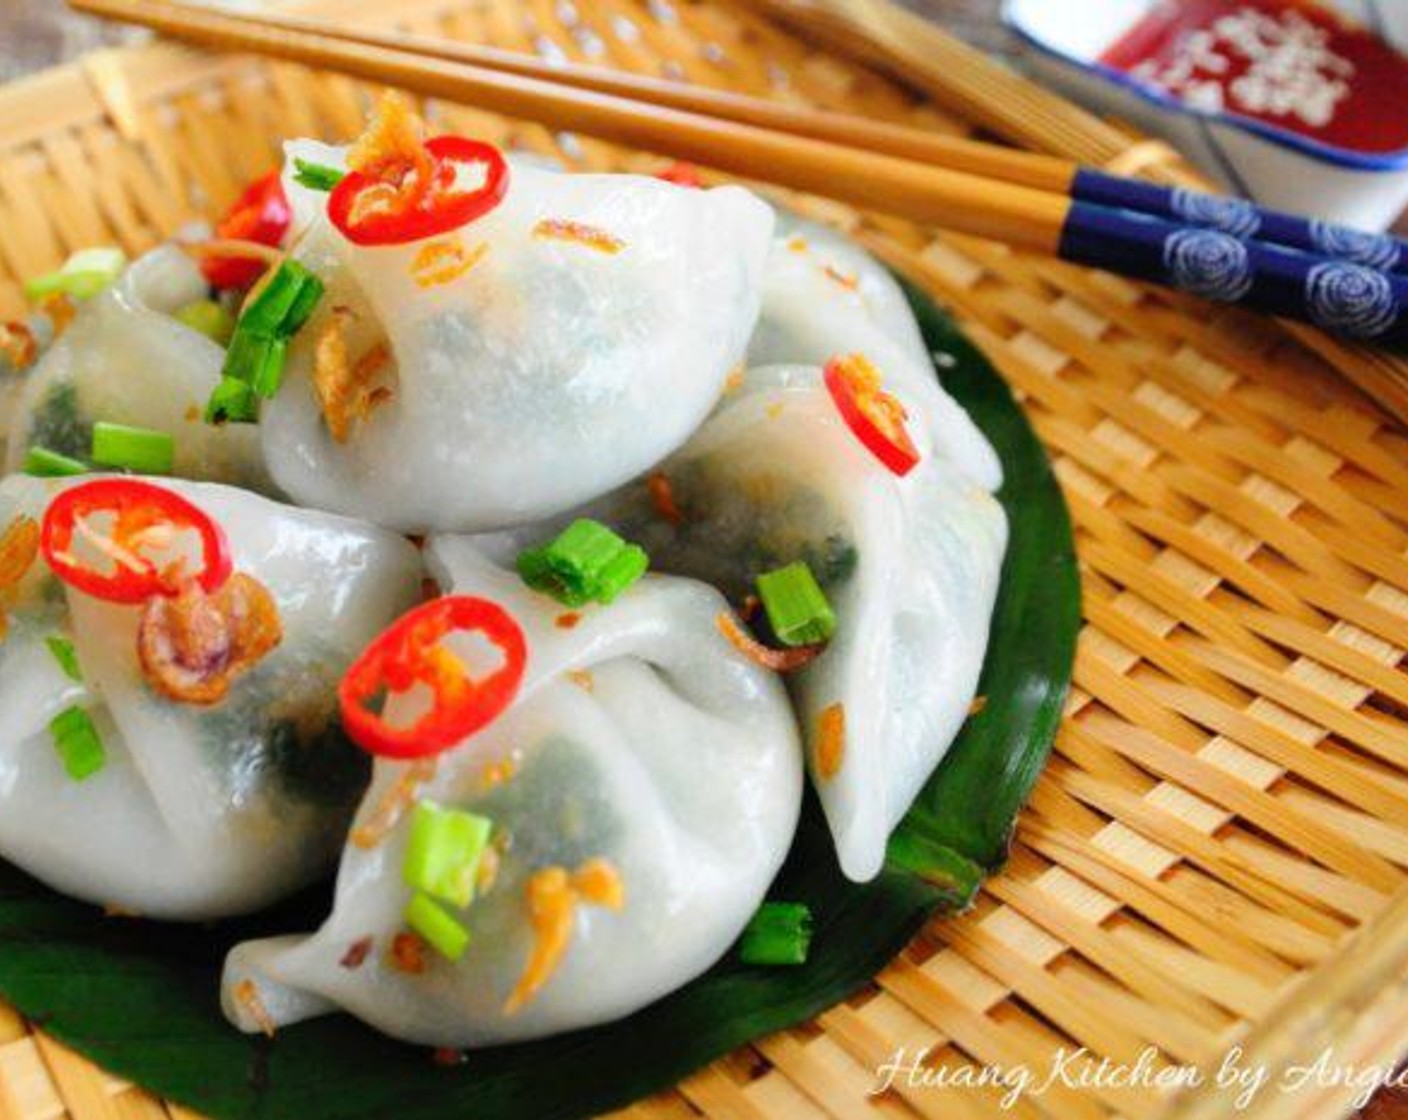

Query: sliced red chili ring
[339,596,527,760]
[202,171,292,290]
[656,161,703,188]
[40,479,234,605]
[823,354,921,477]
[328,137,510,247]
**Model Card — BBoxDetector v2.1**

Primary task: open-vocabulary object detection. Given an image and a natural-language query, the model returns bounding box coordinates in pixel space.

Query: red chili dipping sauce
[1101,0,1408,153]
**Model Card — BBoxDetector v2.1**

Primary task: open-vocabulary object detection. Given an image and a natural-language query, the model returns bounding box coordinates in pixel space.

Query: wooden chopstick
[67,0,1073,253]
[164,2,1079,195]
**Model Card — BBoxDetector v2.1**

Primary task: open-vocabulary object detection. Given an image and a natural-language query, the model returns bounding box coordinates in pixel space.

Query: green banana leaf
[0,281,1078,1120]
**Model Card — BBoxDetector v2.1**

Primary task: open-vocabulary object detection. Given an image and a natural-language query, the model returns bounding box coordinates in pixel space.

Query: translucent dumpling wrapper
[479,365,1007,882]
[748,213,1002,492]
[0,474,422,919]
[260,141,775,532]
[3,247,272,491]
[222,537,802,1047]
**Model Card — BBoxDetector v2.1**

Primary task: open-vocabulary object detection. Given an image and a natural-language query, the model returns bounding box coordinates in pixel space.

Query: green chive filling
[293,159,346,192]
[175,299,237,345]
[45,637,83,683]
[24,247,128,303]
[405,892,470,962]
[756,561,836,647]
[23,446,88,477]
[517,519,649,608]
[48,706,106,782]
[91,422,175,475]
[402,800,493,909]
[738,901,813,966]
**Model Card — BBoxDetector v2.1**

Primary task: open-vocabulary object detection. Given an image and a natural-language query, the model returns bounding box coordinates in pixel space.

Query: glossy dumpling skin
[748,213,1002,491]
[482,365,1006,882]
[222,538,802,1047]
[3,247,272,491]
[0,474,422,919]
[260,141,775,533]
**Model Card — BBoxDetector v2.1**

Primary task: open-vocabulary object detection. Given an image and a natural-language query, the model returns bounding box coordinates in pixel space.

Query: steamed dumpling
[222,537,802,1046]
[479,364,1006,882]
[0,474,421,919]
[749,213,1002,491]
[3,247,271,491]
[259,140,775,532]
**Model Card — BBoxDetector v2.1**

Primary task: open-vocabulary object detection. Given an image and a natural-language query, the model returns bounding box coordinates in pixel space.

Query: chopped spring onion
[175,299,237,345]
[239,259,325,339]
[207,260,324,423]
[756,561,836,647]
[738,901,813,966]
[403,800,493,909]
[23,446,88,477]
[204,376,260,425]
[48,705,106,781]
[45,636,83,682]
[294,158,347,192]
[91,422,175,475]
[225,330,289,400]
[517,519,648,608]
[24,248,128,303]
[404,892,470,962]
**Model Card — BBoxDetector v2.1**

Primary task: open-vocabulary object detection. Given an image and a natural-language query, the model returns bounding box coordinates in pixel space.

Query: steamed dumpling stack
[0,93,1009,1053]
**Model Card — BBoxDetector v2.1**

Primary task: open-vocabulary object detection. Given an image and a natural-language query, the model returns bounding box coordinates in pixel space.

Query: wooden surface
[2,2,1408,1119]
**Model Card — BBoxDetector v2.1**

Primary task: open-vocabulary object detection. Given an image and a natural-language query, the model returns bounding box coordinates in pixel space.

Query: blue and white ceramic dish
[1004,0,1408,230]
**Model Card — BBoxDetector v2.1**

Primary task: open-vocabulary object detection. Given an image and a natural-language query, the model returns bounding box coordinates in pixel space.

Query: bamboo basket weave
[4,2,1408,1119]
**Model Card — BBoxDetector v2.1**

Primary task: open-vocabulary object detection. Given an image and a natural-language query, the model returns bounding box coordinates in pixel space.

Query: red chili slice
[202,171,292,290]
[328,137,509,247]
[656,161,703,188]
[339,596,527,759]
[41,479,234,605]
[823,354,921,477]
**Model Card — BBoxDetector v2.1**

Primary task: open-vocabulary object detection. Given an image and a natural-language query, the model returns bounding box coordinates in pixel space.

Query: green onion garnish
[756,562,836,647]
[91,422,175,475]
[204,376,260,425]
[517,519,648,608]
[404,892,470,962]
[224,330,289,400]
[403,800,493,909]
[24,247,128,303]
[48,705,106,782]
[175,299,237,345]
[738,901,813,966]
[205,260,324,423]
[45,637,83,682]
[23,446,88,477]
[238,259,324,339]
[294,159,346,192]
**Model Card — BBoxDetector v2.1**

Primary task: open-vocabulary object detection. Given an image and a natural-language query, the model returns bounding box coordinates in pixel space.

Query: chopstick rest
[1073,170,1408,276]
[1060,203,1408,344]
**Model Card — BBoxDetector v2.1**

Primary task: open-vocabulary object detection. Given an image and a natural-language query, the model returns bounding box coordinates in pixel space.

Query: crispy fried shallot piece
[504,858,625,1014]
[532,218,625,255]
[137,573,282,705]
[346,92,434,226]
[715,612,825,673]
[0,321,37,370]
[0,516,40,643]
[815,702,846,781]
[313,308,394,443]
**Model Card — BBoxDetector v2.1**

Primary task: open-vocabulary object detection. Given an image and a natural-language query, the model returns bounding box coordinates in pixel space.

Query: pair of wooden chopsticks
[66,0,1408,348]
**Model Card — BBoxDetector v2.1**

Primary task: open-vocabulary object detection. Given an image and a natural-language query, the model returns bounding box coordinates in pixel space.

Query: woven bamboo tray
[4,2,1408,1118]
